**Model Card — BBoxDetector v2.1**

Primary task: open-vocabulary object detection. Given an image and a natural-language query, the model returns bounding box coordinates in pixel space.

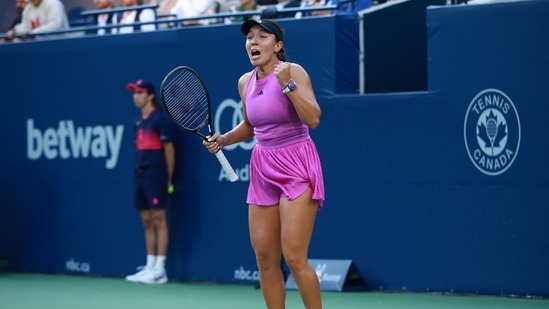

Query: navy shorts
[134,166,168,210]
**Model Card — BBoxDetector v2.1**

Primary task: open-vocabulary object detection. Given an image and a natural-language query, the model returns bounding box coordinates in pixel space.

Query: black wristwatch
[282,80,297,94]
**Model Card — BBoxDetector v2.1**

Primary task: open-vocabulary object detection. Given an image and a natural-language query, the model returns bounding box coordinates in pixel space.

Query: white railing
[0,4,339,41]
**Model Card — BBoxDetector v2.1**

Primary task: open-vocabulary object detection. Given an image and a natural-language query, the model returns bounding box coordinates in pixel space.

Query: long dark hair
[147,90,162,110]
[151,96,162,110]
[277,46,287,62]
[269,20,287,61]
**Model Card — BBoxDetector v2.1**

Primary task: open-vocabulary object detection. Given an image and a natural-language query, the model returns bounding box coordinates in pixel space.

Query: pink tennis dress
[244,63,325,209]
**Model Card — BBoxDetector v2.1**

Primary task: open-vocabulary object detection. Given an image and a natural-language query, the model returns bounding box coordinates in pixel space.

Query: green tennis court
[1,273,547,309]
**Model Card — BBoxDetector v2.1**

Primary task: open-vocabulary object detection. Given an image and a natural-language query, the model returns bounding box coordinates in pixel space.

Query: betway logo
[27,119,124,169]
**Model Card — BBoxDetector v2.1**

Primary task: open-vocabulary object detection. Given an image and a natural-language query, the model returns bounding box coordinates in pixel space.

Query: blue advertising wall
[1,1,548,298]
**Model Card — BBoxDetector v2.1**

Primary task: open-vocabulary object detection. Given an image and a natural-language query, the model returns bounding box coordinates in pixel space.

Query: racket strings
[162,69,210,131]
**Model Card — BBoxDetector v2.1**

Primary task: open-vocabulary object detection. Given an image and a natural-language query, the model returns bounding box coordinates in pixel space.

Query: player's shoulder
[238,71,253,92]
[287,62,310,79]
[150,108,167,121]
[239,71,253,84]
[287,62,306,72]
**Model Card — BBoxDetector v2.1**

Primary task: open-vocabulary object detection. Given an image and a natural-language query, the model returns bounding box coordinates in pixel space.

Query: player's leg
[138,167,170,284]
[151,208,169,272]
[137,208,169,284]
[149,166,169,274]
[141,209,157,257]
[126,210,156,282]
[126,171,156,282]
[280,187,321,309]
[151,209,169,256]
[249,204,286,309]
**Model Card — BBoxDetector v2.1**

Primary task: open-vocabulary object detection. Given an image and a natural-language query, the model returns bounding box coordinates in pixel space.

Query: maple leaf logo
[477,110,507,155]
[464,89,520,176]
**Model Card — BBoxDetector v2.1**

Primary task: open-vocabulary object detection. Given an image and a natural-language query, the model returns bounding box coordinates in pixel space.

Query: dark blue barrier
[0,1,548,298]
[359,0,446,93]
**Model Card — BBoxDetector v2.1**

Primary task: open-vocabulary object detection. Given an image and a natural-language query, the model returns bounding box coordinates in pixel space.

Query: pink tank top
[244,63,309,148]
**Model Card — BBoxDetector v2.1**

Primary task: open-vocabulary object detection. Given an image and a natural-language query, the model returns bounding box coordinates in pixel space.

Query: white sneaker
[137,268,168,285]
[125,267,152,283]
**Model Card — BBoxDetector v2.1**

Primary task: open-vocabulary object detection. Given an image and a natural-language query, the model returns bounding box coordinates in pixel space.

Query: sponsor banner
[27,119,124,170]
[286,259,367,292]
[233,265,260,283]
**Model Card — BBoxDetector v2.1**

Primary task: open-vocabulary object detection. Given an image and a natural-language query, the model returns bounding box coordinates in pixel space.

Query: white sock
[146,255,156,269]
[154,255,166,270]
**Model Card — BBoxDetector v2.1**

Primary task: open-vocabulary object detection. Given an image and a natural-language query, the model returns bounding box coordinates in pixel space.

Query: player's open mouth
[251,49,260,58]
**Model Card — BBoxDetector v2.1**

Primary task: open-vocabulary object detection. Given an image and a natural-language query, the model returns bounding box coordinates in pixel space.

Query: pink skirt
[247,138,325,209]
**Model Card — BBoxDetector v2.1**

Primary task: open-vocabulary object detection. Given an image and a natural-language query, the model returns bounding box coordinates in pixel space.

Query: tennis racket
[160,66,239,182]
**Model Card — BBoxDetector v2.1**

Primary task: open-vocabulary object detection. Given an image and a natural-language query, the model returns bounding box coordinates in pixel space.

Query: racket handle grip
[214,150,239,182]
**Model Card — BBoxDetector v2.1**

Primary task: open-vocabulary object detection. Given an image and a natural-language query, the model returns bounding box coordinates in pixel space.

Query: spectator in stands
[170,0,218,25]
[295,0,364,15]
[281,0,302,14]
[204,19,325,309]
[330,0,370,12]
[156,0,177,16]
[113,0,156,34]
[124,79,176,285]
[156,0,177,15]
[223,0,259,23]
[4,0,69,41]
[259,0,303,19]
[301,0,335,17]
[0,0,28,43]
[87,0,117,35]
[154,0,178,27]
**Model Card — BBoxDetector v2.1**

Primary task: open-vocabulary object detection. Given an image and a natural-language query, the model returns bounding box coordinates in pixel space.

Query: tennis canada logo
[464,89,521,176]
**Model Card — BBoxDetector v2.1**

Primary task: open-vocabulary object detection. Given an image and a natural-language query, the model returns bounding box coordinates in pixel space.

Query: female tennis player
[204,19,325,309]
